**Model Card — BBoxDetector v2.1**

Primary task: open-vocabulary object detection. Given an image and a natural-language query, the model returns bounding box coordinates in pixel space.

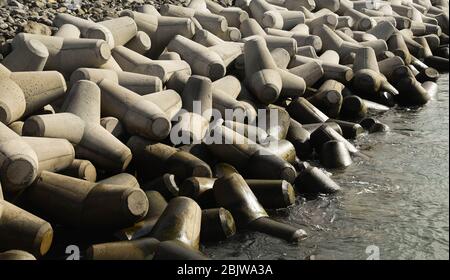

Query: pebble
[0,0,174,45]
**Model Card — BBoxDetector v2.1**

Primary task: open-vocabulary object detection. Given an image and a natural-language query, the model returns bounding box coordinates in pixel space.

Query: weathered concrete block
[127,136,212,182]
[112,45,191,82]
[201,207,236,242]
[54,24,81,39]
[0,122,38,193]
[0,200,53,257]
[167,35,226,80]
[23,80,132,172]
[59,159,97,182]
[243,35,282,104]
[2,39,49,72]
[22,171,148,229]
[13,33,111,77]
[151,196,201,249]
[97,79,171,140]
[99,16,138,47]
[53,13,115,48]
[124,31,152,54]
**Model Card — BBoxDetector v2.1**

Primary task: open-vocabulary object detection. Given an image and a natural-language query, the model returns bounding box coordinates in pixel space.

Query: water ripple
[203,74,449,260]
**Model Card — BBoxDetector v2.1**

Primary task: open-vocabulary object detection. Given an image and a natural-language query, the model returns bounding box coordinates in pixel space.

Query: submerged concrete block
[150,196,202,249]
[153,240,210,260]
[214,172,306,242]
[201,207,236,242]
[294,166,341,194]
[320,140,352,169]
[246,179,295,209]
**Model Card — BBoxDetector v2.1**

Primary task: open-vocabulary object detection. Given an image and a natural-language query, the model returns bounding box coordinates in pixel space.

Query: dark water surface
[204,74,449,260]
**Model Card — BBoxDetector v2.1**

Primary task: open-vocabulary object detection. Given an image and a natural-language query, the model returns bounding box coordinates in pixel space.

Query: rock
[216,0,233,7]
[33,1,46,9]
[22,21,52,35]
[38,17,53,26]
[57,7,67,13]
[8,0,24,9]
[11,8,27,16]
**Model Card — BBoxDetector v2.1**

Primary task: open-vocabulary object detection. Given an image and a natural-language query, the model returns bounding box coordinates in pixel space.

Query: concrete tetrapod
[249,0,284,29]
[243,35,282,104]
[205,0,249,28]
[59,159,97,182]
[0,200,53,257]
[0,122,39,193]
[70,67,163,95]
[201,208,236,242]
[0,69,67,125]
[142,173,179,200]
[115,190,168,241]
[23,80,132,172]
[53,13,115,48]
[150,196,202,250]
[0,250,37,260]
[1,38,49,72]
[54,24,81,39]
[127,135,213,183]
[124,31,152,54]
[166,35,226,81]
[180,176,295,210]
[171,75,212,143]
[112,45,192,83]
[206,124,297,183]
[98,16,138,47]
[21,171,149,229]
[12,33,112,77]
[214,172,307,242]
[96,79,172,141]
